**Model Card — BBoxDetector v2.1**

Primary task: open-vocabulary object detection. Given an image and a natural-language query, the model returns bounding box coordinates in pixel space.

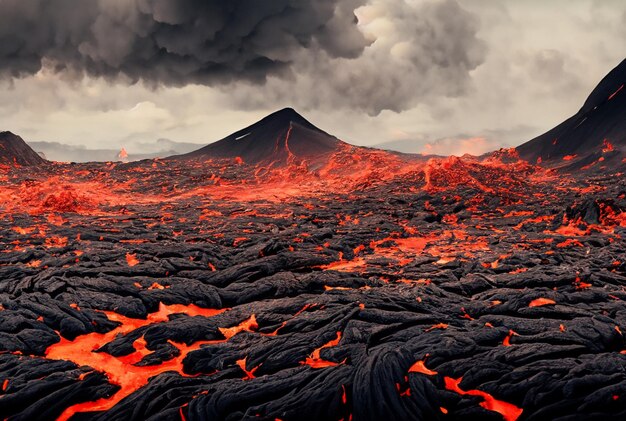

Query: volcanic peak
[517,59,626,167]
[0,131,47,166]
[256,107,322,132]
[179,108,343,166]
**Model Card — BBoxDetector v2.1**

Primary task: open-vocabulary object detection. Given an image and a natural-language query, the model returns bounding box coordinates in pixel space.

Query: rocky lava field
[1,61,626,421]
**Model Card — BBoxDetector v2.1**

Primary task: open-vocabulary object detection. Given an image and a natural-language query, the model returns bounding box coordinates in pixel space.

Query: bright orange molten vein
[125,253,139,267]
[236,357,260,380]
[302,332,343,368]
[444,377,523,421]
[408,360,437,376]
[408,360,523,421]
[528,298,556,308]
[321,257,367,272]
[502,329,519,347]
[393,237,431,254]
[218,315,258,339]
[45,303,228,421]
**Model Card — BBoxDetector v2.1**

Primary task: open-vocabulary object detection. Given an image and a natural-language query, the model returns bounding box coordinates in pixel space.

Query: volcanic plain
[1,62,626,421]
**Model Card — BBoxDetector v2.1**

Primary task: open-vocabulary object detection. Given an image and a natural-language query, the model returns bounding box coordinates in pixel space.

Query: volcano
[178,108,344,167]
[518,59,626,168]
[0,131,47,166]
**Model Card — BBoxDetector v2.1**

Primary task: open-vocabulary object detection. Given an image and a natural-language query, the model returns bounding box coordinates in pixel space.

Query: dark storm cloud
[0,0,370,85]
[225,0,488,115]
[0,0,491,117]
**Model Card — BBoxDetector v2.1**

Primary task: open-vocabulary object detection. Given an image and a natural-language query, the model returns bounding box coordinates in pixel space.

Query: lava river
[45,304,228,420]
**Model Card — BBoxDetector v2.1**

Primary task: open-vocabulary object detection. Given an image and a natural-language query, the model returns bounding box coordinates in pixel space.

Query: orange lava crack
[46,303,229,420]
[408,359,523,421]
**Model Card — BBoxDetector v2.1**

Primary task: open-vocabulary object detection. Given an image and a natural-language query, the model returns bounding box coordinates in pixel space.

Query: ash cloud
[0,0,486,116]
[0,0,370,85]
[224,0,488,115]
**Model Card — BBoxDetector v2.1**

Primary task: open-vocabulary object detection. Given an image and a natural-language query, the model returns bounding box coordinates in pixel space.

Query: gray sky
[0,0,624,156]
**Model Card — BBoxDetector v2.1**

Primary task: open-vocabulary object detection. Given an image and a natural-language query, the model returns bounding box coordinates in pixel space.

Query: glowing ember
[602,139,615,153]
[425,323,448,332]
[502,330,519,347]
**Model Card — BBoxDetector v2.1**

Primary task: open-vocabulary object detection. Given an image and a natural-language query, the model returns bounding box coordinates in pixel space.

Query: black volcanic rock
[1,148,626,420]
[0,131,47,166]
[177,108,344,166]
[518,59,626,165]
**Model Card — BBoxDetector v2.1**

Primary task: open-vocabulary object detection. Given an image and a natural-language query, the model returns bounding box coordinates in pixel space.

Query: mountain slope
[0,131,47,166]
[177,108,344,167]
[517,59,626,166]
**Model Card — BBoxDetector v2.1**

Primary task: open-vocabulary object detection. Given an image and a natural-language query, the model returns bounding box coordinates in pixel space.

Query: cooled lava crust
[0,143,626,421]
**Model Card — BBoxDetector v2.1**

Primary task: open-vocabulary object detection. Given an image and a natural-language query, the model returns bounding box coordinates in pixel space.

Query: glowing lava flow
[444,377,523,421]
[45,303,228,421]
[408,359,523,421]
[321,256,367,272]
[283,123,298,166]
[502,330,519,347]
[408,360,437,376]
[236,357,260,380]
[302,332,343,368]
[608,84,624,101]
[529,298,556,308]
[125,253,139,267]
[218,315,258,339]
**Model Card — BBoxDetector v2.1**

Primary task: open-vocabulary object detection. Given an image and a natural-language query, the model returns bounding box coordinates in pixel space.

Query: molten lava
[444,377,523,421]
[218,315,258,339]
[236,357,260,380]
[45,303,227,420]
[125,253,139,267]
[408,359,523,421]
[408,360,437,376]
[529,298,557,307]
[302,332,343,369]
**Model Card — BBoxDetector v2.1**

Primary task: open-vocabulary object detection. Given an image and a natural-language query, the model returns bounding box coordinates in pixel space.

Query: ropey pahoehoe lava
[1,61,626,421]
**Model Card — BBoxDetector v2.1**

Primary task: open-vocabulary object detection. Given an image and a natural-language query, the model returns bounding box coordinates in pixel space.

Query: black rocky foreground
[0,148,625,421]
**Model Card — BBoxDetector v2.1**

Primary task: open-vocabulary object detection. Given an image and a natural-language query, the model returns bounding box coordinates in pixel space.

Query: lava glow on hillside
[1,104,626,421]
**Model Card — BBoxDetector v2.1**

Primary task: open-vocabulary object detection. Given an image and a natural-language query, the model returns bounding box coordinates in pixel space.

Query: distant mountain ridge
[517,59,626,167]
[30,139,202,163]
